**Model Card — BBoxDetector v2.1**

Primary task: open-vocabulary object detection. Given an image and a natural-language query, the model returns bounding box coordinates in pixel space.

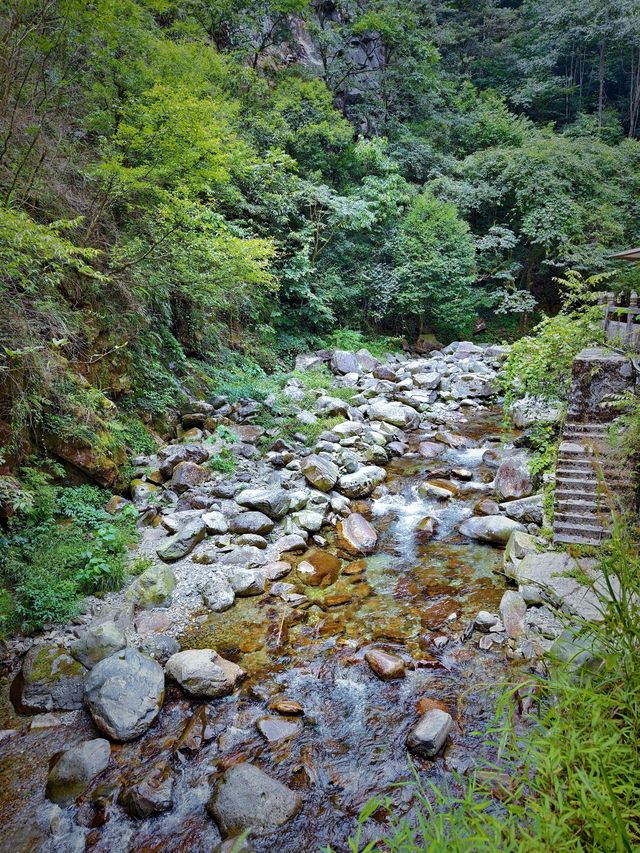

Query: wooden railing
[600,291,640,350]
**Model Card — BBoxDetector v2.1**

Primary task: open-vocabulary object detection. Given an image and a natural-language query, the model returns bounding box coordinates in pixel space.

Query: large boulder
[330,350,359,374]
[503,530,539,578]
[201,573,236,612]
[207,763,302,838]
[126,564,176,608]
[296,549,341,587]
[458,515,525,545]
[301,455,339,492]
[501,494,544,524]
[165,649,244,698]
[235,488,290,519]
[202,510,229,534]
[494,454,535,500]
[450,374,495,399]
[84,650,165,741]
[157,518,206,562]
[170,461,210,494]
[338,465,386,498]
[229,511,274,535]
[509,396,562,429]
[368,400,419,429]
[18,644,87,712]
[70,622,126,669]
[158,444,208,479]
[46,739,111,804]
[356,348,379,372]
[337,513,377,556]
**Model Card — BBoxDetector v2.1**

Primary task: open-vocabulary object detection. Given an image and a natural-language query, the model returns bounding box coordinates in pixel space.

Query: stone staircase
[553,422,631,545]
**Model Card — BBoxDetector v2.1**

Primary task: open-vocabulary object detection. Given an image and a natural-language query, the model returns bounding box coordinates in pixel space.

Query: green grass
[337,518,640,852]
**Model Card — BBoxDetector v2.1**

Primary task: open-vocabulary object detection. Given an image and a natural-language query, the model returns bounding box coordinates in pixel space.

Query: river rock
[201,573,236,611]
[267,697,304,715]
[256,715,304,743]
[46,739,111,804]
[119,762,174,818]
[330,349,359,374]
[85,650,165,741]
[509,395,562,429]
[202,510,229,534]
[458,515,525,545]
[158,444,208,478]
[296,549,341,586]
[170,461,210,493]
[501,494,544,524]
[368,400,419,429]
[301,454,340,491]
[235,487,290,518]
[70,622,126,669]
[126,564,176,608]
[494,454,534,500]
[500,590,526,638]
[337,513,377,555]
[419,479,458,500]
[450,374,494,399]
[138,634,180,664]
[229,511,274,535]
[207,763,302,838]
[19,644,87,712]
[226,566,265,596]
[503,530,539,577]
[130,480,159,506]
[418,441,444,459]
[165,649,244,698]
[414,372,441,389]
[338,465,385,498]
[364,649,405,680]
[407,709,453,758]
[416,516,438,541]
[475,611,498,632]
[157,518,206,562]
[474,498,500,516]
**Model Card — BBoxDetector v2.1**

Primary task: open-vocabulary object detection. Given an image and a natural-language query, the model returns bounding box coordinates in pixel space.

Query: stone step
[558,441,617,457]
[555,466,630,483]
[553,520,610,538]
[553,530,609,546]
[555,497,611,514]
[554,510,611,526]
[563,422,609,433]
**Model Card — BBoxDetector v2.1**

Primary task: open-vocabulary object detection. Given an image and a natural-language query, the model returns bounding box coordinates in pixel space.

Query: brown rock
[296,549,341,587]
[267,697,304,716]
[324,591,352,607]
[364,649,405,680]
[337,513,378,556]
[256,716,303,743]
[416,697,450,715]
[474,498,500,516]
[343,559,367,576]
[415,516,438,541]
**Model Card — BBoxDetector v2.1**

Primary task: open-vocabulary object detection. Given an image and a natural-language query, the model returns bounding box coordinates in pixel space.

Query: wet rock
[338,465,386,498]
[229,511,274,535]
[126,564,176,608]
[85,650,165,741]
[46,739,111,805]
[458,515,525,545]
[407,709,453,758]
[235,487,290,519]
[267,697,304,715]
[368,400,419,429]
[138,634,180,664]
[494,454,534,500]
[69,621,126,669]
[499,591,527,639]
[157,518,206,562]
[165,649,245,698]
[474,498,500,516]
[364,649,405,680]
[419,479,458,500]
[226,566,265,596]
[257,561,292,582]
[201,574,236,611]
[501,494,544,524]
[474,611,498,632]
[330,349,359,374]
[297,549,341,586]
[170,461,210,494]
[256,715,304,743]
[415,516,438,541]
[119,762,175,818]
[301,454,340,491]
[19,644,87,712]
[207,763,302,838]
[202,510,229,534]
[434,430,473,449]
[337,513,377,556]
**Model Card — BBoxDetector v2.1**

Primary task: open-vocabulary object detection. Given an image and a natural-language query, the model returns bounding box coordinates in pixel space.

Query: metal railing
[600,291,640,350]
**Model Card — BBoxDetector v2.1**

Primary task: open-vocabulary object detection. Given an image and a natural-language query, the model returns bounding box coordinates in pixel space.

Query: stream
[0,407,527,852]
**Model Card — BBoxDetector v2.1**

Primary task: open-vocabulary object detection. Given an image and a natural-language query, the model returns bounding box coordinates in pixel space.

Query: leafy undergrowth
[338,520,640,852]
[0,464,138,636]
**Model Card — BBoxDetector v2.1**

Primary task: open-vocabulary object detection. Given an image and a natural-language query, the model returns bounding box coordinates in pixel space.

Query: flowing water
[0,407,524,852]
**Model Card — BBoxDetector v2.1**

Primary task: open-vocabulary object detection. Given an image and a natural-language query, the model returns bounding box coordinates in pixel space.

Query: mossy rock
[19,644,87,712]
[126,564,176,609]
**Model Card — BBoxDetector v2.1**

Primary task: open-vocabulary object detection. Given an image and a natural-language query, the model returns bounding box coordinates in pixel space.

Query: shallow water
[0,407,524,852]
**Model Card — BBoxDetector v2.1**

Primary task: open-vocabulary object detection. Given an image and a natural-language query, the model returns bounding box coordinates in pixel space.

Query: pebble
[364,649,405,680]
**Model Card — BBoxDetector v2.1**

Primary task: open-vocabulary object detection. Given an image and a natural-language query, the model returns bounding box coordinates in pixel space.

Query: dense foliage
[1,0,640,462]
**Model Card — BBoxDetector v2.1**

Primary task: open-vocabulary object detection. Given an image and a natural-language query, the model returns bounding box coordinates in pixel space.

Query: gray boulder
[225,566,265,596]
[126,564,176,608]
[202,510,229,534]
[458,515,525,545]
[19,644,87,712]
[494,454,535,500]
[165,649,244,698]
[84,650,165,741]
[338,465,386,498]
[170,460,210,493]
[330,350,359,374]
[157,518,206,562]
[499,590,526,638]
[207,763,302,838]
[407,709,453,758]
[158,444,208,478]
[70,621,126,669]
[46,739,111,804]
[229,511,274,535]
[301,455,340,492]
[337,513,377,555]
[201,573,236,611]
[501,494,544,524]
[368,400,419,429]
[235,488,290,519]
